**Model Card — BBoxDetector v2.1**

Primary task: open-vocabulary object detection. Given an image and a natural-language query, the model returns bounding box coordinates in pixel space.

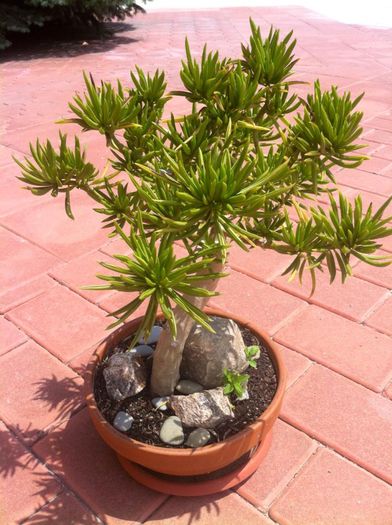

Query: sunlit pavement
[0,6,391,524]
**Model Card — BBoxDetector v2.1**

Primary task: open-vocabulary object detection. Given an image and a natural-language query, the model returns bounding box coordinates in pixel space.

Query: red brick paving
[0,341,84,444]
[0,316,27,356]
[270,448,392,525]
[33,409,167,525]
[236,420,318,511]
[365,295,392,336]
[281,365,392,484]
[7,285,109,362]
[22,491,101,525]
[144,491,273,525]
[1,6,391,524]
[274,305,392,391]
[0,421,61,524]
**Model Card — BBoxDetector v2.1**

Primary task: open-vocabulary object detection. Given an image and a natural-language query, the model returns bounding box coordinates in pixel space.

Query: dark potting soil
[94,318,278,448]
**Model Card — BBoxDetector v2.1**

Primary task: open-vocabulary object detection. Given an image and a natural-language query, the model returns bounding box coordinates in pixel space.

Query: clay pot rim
[84,306,287,457]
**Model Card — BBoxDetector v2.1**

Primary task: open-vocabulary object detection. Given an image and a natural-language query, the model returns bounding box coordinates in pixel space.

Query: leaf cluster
[14,133,98,219]
[15,18,392,341]
[244,345,260,368]
[223,369,249,398]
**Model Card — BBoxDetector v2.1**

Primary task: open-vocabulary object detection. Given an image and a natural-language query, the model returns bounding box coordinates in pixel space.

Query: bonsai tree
[16,20,392,396]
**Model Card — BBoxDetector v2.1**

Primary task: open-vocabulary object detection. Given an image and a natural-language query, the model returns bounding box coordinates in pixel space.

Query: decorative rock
[181,316,248,388]
[129,344,154,358]
[159,416,185,445]
[152,396,170,411]
[185,428,211,448]
[103,353,146,402]
[170,387,234,428]
[176,379,204,394]
[113,411,134,432]
[138,325,163,345]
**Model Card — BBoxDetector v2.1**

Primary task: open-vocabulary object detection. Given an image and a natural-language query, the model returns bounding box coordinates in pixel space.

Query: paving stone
[1,163,51,217]
[236,419,318,511]
[0,421,61,524]
[356,154,392,174]
[335,168,392,196]
[49,250,117,303]
[281,364,392,484]
[210,270,306,335]
[275,305,392,392]
[146,491,273,525]
[229,244,293,283]
[365,296,392,336]
[0,316,27,356]
[22,491,101,525]
[363,128,392,145]
[0,193,108,261]
[0,227,58,294]
[354,250,392,289]
[0,340,83,444]
[270,448,392,525]
[276,344,313,389]
[272,269,388,322]
[33,410,166,525]
[7,285,109,362]
[384,381,392,400]
[0,275,56,314]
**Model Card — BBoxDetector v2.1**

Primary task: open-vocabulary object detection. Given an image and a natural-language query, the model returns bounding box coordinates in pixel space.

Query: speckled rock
[103,353,146,401]
[181,317,248,388]
[170,387,234,428]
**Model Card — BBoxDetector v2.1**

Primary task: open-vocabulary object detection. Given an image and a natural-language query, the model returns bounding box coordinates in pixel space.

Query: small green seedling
[223,369,249,399]
[245,345,260,368]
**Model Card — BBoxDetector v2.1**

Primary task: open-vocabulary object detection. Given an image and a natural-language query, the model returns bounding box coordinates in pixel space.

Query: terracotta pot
[84,306,287,495]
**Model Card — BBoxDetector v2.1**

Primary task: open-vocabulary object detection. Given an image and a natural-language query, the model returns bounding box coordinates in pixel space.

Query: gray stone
[129,344,154,358]
[103,353,146,402]
[159,416,185,445]
[113,411,134,432]
[181,317,248,389]
[138,325,163,345]
[176,379,203,395]
[185,428,211,448]
[170,387,234,429]
[152,396,170,411]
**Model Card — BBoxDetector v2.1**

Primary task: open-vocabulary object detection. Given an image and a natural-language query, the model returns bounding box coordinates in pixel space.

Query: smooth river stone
[185,428,211,448]
[138,325,163,345]
[159,416,185,445]
[176,379,203,394]
[129,344,154,357]
[152,396,170,411]
[113,411,134,432]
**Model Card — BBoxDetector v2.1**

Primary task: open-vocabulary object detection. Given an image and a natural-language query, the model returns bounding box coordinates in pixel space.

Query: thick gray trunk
[150,260,224,395]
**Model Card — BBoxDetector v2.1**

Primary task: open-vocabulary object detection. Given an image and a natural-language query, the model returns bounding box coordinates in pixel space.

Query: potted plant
[16,20,391,496]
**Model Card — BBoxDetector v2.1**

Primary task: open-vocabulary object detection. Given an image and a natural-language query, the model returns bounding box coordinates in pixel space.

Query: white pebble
[113,411,134,432]
[138,325,163,345]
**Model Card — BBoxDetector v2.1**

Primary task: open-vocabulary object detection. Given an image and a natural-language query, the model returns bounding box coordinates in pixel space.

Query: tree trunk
[150,260,225,395]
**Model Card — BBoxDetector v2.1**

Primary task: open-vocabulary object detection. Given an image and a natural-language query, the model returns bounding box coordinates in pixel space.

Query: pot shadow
[0,21,140,64]
[0,371,227,524]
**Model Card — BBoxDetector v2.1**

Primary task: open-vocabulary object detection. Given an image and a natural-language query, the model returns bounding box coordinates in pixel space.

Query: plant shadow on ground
[0,21,140,64]
[0,364,226,524]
